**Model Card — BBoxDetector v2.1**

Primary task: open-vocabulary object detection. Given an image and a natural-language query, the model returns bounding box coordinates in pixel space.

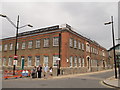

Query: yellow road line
[100,81,114,88]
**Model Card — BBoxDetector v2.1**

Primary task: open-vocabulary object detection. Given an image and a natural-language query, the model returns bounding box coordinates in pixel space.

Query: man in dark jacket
[37,65,42,78]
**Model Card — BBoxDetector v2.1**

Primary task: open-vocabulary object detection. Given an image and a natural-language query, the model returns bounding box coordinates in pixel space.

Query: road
[2,69,115,88]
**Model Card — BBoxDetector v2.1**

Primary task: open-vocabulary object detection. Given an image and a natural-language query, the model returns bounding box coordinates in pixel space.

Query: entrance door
[87,57,90,70]
[21,57,25,70]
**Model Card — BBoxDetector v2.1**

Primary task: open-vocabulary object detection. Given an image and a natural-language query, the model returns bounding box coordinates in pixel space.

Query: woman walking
[31,66,37,78]
[49,66,53,77]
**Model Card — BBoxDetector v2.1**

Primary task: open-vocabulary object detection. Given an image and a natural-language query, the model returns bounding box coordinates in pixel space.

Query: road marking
[100,81,114,88]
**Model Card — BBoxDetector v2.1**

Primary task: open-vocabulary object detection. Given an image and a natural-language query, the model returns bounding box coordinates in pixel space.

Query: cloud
[1,2,118,49]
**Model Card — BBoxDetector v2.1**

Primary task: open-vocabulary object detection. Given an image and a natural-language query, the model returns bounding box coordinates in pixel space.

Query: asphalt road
[2,70,115,88]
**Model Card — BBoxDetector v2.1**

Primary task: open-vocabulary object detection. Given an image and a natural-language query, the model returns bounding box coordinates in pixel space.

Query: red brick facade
[0,24,111,75]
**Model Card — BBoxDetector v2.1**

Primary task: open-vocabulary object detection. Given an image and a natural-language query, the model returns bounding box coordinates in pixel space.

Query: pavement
[27,69,114,80]
[103,76,120,89]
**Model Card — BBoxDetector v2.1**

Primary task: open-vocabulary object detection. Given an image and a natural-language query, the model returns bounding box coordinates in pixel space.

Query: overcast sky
[0,0,118,49]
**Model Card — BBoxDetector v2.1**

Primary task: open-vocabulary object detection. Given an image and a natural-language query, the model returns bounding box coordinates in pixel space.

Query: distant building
[0,24,111,75]
[108,44,120,67]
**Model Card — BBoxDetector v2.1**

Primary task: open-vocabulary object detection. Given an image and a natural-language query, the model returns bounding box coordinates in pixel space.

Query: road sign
[13,60,17,65]
[14,55,18,60]
[14,55,18,58]
[57,58,60,60]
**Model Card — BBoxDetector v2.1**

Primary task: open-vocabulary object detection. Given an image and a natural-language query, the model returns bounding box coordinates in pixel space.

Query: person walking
[49,66,53,77]
[31,66,37,78]
[43,64,48,79]
[37,65,42,78]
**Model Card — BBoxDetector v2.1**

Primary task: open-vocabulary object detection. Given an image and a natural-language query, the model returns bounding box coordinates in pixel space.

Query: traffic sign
[14,55,18,58]
[13,60,17,65]
[14,55,18,60]
[57,58,60,60]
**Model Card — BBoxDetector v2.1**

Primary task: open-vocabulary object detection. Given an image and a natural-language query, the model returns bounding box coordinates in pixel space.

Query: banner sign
[18,25,59,36]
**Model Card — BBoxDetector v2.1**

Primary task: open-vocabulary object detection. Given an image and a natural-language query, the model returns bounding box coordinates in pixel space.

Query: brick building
[0,24,111,75]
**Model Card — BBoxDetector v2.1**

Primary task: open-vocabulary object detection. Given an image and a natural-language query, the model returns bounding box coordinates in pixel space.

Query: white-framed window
[28,41,33,49]
[78,57,81,67]
[92,47,94,53]
[4,44,7,51]
[17,43,19,49]
[0,45,2,51]
[91,60,97,67]
[74,40,77,48]
[78,41,81,49]
[74,56,77,67]
[44,56,49,66]
[28,56,32,66]
[22,42,26,49]
[9,43,13,50]
[8,57,12,66]
[102,50,105,56]
[82,58,85,67]
[82,43,84,50]
[86,43,90,52]
[69,38,73,47]
[35,56,40,66]
[53,55,59,66]
[97,49,99,54]
[3,58,6,66]
[36,39,40,48]
[44,38,49,47]
[94,48,95,54]
[0,58,2,66]
[53,37,59,46]
[69,56,73,67]
[90,47,93,53]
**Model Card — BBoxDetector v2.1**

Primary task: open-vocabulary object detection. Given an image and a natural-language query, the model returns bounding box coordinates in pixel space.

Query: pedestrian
[49,66,53,77]
[43,64,48,79]
[37,65,42,78]
[31,66,37,78]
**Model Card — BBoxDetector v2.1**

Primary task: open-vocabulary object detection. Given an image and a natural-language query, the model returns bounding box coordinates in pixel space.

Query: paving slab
[103,76,120,88]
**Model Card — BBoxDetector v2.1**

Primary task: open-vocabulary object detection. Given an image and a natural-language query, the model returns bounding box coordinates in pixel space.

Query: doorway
[87,56,91,70]
[21,57,25,70]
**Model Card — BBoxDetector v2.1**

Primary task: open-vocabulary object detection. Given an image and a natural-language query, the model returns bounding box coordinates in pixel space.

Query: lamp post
[104,16,117,79]
[0,14,33,75]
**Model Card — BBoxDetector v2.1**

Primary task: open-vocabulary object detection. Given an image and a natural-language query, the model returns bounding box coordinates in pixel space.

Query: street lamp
[0,14,33,75]
[104,16,117,79]
[116,38,120,40]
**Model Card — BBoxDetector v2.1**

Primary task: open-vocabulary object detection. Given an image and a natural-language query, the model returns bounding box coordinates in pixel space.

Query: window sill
[35,47,40,49]
[43,47,49,48]
[21,49,25,50]
[53,45,59,47]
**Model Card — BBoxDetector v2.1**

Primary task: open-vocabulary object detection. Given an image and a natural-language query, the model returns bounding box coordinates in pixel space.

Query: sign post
[13,55,18,74]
